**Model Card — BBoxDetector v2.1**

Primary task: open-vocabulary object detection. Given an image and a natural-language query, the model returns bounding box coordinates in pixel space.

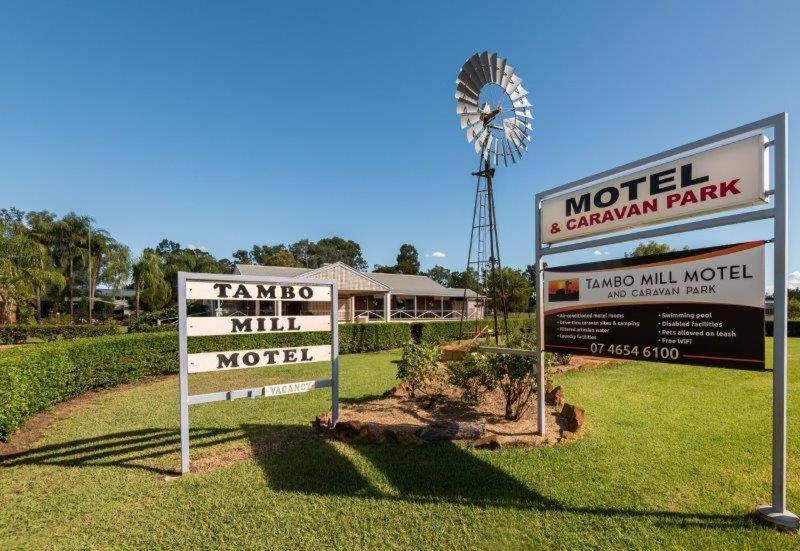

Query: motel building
[209,261,484,323]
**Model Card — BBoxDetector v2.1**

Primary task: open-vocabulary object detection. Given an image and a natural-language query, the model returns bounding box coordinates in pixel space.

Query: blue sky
[2,1,799,288]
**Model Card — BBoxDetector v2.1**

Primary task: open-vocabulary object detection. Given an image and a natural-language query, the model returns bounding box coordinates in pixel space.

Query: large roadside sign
[543,241,765,369]
[532,114,797,529]
[540,135,768,244]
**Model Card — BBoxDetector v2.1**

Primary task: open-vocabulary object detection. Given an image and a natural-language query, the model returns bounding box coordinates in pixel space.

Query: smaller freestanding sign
[177,272,339,474]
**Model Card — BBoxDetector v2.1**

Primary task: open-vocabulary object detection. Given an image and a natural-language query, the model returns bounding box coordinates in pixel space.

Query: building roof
[233,262,481,298]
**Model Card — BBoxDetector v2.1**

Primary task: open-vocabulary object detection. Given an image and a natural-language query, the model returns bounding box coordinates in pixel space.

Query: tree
[0,220,65,323]
[101,244,132,300]
[250,244,289,265]
[373,264,398,274]
[23,211,58,320]
[261,249,301,267]
[627,240,674,257]
[425,265,452,286]
[485,267,533,312]
[132,251,170,314]
[55,213,91,317]
[395,244,420,275]
[789,296,800,320]
[155,240,228,300]
[232,249,251,265]
[449,267,481,293]
[290,237,368,270]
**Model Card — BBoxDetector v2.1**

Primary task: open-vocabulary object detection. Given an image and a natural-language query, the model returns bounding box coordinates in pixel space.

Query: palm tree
[132,251,168,315]
[0,230,65,323]
[24,211,58,320]
[55,213,91,318]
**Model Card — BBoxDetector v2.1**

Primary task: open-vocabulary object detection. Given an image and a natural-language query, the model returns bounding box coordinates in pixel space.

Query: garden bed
[317,383,585,448]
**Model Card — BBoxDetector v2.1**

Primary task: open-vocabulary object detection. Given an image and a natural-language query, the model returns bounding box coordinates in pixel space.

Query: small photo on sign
[548,278,580,302]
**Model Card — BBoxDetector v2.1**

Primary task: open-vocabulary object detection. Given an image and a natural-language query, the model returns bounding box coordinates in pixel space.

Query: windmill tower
[455,51,532,342]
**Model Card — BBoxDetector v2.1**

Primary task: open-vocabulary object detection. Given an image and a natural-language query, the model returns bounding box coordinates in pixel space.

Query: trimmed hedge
[765,320,800,337]
[0,318,543,441]
[415,317,536,344]
[0,324,121,345]
[0,322,413,440]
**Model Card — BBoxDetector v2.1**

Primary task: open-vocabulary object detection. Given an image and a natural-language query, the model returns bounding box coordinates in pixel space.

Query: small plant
[447,351,495,404]
[397,342,444,398]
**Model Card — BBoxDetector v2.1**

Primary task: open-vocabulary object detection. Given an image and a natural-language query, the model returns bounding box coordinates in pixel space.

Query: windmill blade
[466,123,485,143]
[460,113,482,129]
[502,117,517,141]
[455,90,478,105]
[457,71,481,96]
[456,81,478,100]
[479,51,492,85]
[457,100,479,115]
[509,85,529,102]
[514,108,533,119]
[514,117,533,131]
[494,56,506,85]
[512,96,532,108]
[505,74,522,95]
[468,53,487,86]
[488,52,498,84]
[461,57,484,91]
[500,64,514,89]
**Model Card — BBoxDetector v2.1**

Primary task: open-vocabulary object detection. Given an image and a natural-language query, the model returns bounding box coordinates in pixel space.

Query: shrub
[447,350,495,404]
[0,324,121,344]
[489,333,543,420]
[396,343,444,397]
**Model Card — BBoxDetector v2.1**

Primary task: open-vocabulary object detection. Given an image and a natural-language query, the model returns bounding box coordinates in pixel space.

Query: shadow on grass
[243,423,756,530]
[0,427,241,476]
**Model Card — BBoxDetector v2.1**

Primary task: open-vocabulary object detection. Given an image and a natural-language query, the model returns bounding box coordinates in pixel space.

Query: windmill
[455,51,532,342]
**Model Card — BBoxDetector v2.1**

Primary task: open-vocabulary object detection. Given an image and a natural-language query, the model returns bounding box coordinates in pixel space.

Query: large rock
[416,420,484,442]
[384,428,425,445]
[333,420,367,442]
[545,385,564,407]
[561,403,585,432]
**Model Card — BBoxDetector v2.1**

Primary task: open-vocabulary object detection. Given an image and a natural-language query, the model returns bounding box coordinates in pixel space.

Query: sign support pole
[331,282,340,427]
[757,113,799,531]
[534,199,547,436]
[178,272,190,474]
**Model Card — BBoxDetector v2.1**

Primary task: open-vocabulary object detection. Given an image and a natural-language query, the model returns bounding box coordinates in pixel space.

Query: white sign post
[534,113,796,531]
[177,272,339,474]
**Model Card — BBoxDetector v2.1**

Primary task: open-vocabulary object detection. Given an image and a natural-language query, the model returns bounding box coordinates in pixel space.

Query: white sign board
[188,345,331,373]
[186,315,331,336]
[186,281,330,301]
[178,272,339,475]
[540,135,768,244]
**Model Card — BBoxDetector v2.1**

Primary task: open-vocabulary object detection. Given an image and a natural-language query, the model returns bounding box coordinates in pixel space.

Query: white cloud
[426,251,446,258]
[593,250,609,256]
[186,244,208,252]
[788,271,800,289]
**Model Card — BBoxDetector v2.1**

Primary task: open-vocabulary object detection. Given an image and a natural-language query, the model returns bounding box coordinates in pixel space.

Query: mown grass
[1,340,799,549]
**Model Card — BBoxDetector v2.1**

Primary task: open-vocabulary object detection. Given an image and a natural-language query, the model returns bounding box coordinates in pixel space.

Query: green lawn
[1,340,799,549]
